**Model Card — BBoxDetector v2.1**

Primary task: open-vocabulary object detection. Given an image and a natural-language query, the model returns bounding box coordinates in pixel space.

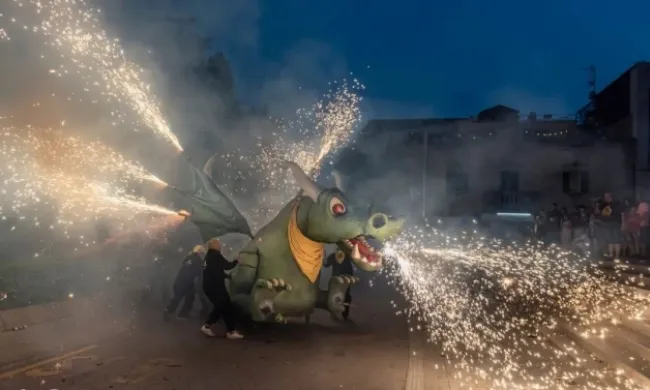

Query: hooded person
[200,238,243,339]
[164,245,206,320]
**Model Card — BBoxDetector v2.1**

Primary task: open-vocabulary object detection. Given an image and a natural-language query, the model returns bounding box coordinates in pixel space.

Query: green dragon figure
[168,156,404,322]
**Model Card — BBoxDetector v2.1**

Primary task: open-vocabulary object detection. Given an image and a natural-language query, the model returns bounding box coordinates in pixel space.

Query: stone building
[336,104,632,218]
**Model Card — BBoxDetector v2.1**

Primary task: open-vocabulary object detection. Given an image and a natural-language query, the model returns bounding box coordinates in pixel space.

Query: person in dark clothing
[593,192,624,259]
[544,203,562,245]
[164,245,205,320]
[200,239,243,339]
[325,248,355,320]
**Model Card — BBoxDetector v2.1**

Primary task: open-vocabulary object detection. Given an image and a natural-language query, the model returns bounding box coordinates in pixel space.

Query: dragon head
[287,162,405,272]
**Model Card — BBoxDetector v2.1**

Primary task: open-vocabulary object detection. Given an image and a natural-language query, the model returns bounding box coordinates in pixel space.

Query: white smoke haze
[0,0,616,297]
[0,0,368,263]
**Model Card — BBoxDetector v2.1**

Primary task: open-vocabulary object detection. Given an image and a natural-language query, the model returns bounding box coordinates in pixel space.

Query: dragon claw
[333,275,358,285]
[256,278,291,291]
[256,279,273,289]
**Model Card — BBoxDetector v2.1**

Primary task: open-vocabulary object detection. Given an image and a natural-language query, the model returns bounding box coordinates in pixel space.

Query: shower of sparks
[0,125,175,242]
[217,78,365,230]
[382,225,649,389]
[4,0,183,152]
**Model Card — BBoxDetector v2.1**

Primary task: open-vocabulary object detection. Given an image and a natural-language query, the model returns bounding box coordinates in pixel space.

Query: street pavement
[0,273,411,390]
[3,270,650,390]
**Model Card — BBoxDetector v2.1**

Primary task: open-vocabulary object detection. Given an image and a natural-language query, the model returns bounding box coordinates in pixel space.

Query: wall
[630,64,650,169]
[442,139,628,211]
[344,121,629,217]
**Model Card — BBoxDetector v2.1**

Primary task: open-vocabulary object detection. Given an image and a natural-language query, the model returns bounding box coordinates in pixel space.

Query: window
[446,171,469,195]
[562,170,589,194]
[500,171,519,192]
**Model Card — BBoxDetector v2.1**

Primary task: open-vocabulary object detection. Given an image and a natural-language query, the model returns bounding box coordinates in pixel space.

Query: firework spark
[0,125,174,241]
[382,225,649,389]
[5,0,183,152]
[217,78,365,230]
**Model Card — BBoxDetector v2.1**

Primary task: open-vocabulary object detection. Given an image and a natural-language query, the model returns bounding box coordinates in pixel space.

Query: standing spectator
[593,192,624,259]
[545,203,562,245]
[533,210,546,242]
[637,197,650,257]
[560,207,573,249]
[571,206,592,257]
[622,198,641,257]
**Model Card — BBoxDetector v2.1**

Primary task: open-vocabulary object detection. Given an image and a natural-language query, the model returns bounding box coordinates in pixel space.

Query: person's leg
[198,285,212,319]
[613,226,622,259]
[206,302,222,325]
[221,301,237,333]
[201,294,220,337]
[165,286,183,313]
[622,233,629,257]
[177,287,195,318]
[222,300,243,339]
[342,287,352,320]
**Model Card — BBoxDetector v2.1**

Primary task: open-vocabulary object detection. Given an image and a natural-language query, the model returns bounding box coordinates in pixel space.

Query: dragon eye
[330,197,346,216]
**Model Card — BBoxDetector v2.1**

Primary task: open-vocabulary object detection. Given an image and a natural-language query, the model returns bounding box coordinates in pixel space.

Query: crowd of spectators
[535,192,650,260]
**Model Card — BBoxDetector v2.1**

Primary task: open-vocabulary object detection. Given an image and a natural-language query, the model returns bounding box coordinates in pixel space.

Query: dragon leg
[247,278,292,323]
[321,275,359,320]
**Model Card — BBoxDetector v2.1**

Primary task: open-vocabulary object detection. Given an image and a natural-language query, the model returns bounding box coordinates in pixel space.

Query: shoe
[176,315,189,321]
[226,330,244,340]
[201,325,216,337]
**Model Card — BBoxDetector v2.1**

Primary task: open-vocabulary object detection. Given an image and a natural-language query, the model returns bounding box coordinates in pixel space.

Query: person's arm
[324,254,334,268]
[217,252,238,271]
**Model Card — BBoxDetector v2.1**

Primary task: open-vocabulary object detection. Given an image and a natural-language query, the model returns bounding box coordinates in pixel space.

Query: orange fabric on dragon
[287,202,324,283]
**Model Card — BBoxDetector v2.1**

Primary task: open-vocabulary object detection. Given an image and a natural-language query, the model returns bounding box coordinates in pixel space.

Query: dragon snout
[371,214,387,229]
[365,213,404,241]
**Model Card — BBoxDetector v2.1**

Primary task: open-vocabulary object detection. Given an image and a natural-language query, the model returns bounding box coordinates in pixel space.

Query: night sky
[220,0,650,119]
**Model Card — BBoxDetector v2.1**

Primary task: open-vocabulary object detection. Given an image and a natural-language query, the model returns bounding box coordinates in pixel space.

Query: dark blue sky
[221,0,650,119]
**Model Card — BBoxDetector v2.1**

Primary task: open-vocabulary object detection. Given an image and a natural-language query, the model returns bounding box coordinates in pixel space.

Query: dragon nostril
[372,215,386,229]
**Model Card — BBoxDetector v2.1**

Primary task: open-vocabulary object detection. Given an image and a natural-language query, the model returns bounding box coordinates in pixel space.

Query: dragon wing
[169,154,252,241]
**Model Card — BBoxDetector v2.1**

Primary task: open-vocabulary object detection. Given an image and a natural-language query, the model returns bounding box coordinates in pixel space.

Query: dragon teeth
[351,244,361,260]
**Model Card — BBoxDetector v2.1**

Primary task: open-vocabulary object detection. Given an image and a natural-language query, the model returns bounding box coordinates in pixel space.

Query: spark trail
[218,78,365,230]
[383,225,649,389]
[4,0,183,152]
[0,125,175,242]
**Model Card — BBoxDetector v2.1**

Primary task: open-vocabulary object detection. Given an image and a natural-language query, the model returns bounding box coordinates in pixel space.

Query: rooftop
[361,105,576,137]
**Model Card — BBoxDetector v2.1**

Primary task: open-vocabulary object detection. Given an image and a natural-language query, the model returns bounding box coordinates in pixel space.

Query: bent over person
[164,245,205,320]
[200,239,243,339]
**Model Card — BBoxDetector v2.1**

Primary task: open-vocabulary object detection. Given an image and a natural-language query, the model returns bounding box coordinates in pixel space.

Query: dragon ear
[203,154,218,179]
[285,161,322,201]
[332,170,345,192]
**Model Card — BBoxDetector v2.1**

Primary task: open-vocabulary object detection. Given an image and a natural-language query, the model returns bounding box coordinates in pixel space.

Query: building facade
[578,61,650,193]
[337,105,631,218]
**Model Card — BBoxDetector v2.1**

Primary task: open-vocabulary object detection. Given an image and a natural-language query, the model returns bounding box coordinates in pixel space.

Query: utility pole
[422,129,428,220]
[586,65,596,103]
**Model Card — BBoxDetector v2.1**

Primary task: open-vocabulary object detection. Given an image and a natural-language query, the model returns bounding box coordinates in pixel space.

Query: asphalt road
[0,274,411,390]
[1,270,647,390]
